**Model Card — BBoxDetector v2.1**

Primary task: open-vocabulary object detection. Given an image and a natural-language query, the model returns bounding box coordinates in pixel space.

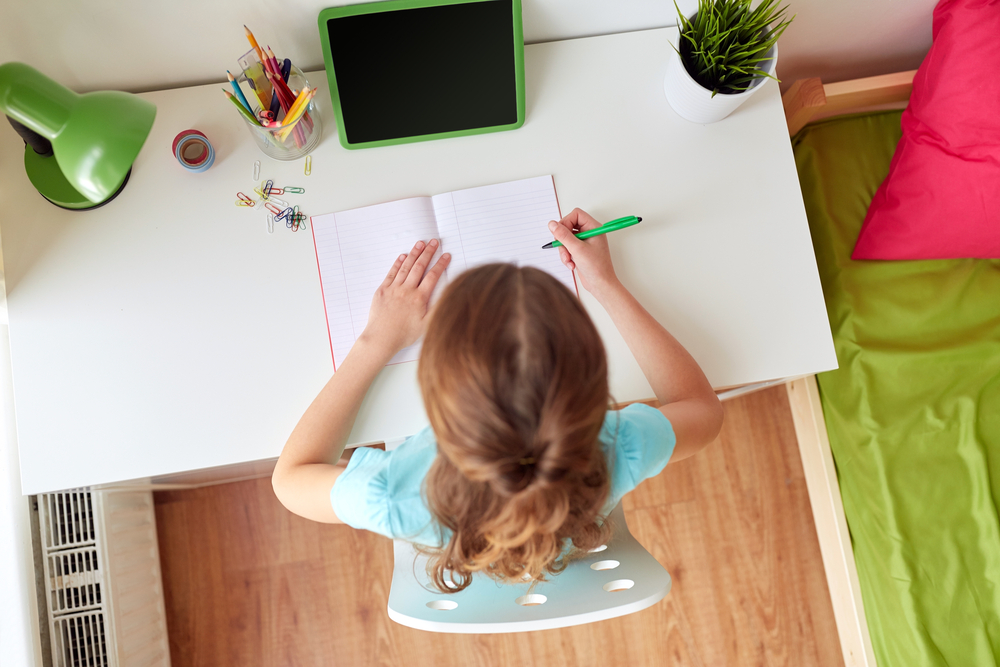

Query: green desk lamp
[0,62,156,210]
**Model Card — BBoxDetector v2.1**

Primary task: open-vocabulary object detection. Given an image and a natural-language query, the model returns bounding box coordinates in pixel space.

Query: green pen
[542,216,642,249]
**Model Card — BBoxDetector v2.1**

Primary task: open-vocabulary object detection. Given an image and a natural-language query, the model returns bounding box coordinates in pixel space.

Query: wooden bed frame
[782,69,916,667]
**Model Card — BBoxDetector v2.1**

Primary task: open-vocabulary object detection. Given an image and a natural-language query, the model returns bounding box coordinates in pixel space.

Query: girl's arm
[271,241,451,522]
[548,211,724,461]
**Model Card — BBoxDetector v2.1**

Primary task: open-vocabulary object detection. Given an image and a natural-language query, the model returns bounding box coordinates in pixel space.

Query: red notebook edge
[310,215,338,372]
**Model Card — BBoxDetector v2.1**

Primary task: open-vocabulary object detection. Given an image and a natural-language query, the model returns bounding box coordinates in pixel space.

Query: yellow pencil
[281,88,313,126]
[276,88,316,140]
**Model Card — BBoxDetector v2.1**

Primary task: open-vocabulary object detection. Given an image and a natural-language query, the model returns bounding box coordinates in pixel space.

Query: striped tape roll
[172,130,215,173]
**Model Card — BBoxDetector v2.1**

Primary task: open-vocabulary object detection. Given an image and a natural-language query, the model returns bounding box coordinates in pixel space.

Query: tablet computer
[318,0,524,150]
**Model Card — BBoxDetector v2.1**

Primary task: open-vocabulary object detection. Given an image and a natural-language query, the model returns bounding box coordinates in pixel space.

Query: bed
[782,74,1000,667]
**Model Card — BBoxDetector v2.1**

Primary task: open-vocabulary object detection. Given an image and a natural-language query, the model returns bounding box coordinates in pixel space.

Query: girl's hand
[360,240,451,357]
[548,208,621,298]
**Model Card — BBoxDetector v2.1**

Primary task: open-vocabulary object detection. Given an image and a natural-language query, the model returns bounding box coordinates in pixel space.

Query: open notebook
[311,175,575,368]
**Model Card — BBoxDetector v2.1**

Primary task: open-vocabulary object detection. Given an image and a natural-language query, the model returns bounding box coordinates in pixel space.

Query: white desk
[1,28,836,494]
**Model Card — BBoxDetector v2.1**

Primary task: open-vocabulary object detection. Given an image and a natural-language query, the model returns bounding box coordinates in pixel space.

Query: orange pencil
[244,25,266,64]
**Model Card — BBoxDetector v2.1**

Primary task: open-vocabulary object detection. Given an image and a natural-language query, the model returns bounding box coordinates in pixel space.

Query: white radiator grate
[47,547,103,616]
[42,491,96,550]
[38,489,171,667]
[52,611,109,667]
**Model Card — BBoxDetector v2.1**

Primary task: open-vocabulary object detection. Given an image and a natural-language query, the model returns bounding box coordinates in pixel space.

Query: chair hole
[515,594,547,607]
[590,560,620,571]
[426,600,458,610]
[603,579,634,593]
[588,544,608,553]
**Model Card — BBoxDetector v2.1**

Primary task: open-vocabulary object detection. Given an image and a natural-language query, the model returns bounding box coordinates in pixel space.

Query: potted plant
[664,0,793,123]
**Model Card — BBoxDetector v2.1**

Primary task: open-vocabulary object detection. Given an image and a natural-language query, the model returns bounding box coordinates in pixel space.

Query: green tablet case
[318,0,525,150]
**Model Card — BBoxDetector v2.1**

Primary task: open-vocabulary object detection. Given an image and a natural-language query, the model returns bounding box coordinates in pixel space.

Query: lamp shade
[0,62,156,207]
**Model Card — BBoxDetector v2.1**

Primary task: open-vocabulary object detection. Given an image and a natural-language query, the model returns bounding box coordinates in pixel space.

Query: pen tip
[637,216,642,222]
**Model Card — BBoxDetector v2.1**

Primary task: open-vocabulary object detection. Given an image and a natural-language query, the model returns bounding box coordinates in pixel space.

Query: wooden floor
[154,386,843,667]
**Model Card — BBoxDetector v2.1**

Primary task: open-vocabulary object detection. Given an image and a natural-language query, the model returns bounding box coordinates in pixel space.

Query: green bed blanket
[792,111,1000,667]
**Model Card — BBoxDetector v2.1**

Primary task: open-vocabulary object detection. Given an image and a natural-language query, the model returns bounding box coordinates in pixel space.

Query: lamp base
[23,146,131,210]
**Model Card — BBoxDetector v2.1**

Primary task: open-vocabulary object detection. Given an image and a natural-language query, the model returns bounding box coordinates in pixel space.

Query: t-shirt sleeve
[329,427,440,542]
[613,403,677,489]
[329,446,395,538]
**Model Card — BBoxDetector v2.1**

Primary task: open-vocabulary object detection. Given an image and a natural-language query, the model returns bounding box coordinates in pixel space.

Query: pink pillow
[852,0,1000,260]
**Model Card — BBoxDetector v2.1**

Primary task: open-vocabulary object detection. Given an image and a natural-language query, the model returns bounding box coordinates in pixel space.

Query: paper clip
[263,179,274,198]
[304,155,312,176]
[257,192,289,208]
[264,202,282,215]
[267,213,274,234]
[283,186,305,194]
[275,206,294,221]
[296,213,307,231]
[236,192,256,206]
[253,160,260,180]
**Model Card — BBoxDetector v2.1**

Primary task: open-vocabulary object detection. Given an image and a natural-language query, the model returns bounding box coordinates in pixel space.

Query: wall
[0,0,935,95]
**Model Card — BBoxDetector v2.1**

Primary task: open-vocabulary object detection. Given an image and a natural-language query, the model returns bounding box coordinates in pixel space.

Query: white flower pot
[663,37,778,124]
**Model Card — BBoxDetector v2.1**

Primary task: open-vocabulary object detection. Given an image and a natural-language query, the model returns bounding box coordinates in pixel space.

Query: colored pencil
[244,25,265,64]
[224,90,260,125]
[266,47,282,78]
[276,88,315,141]
[226,71,252,112]
[281,87,314,126]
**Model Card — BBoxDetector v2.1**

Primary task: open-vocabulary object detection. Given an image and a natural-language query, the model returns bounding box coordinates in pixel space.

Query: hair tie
[519,457,536,466]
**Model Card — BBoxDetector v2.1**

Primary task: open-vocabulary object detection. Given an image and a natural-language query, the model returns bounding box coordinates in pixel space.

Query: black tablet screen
[326,0,517,144]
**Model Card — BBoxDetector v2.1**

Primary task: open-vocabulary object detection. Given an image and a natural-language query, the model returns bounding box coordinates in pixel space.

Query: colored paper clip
[275,206,294,221]
[264,202,282,215]
[253,160,260,180]
[236,192,256,206]
[256,191,289,209]
[304,155,312,176]
[296,213,307,231]
[263,179,274,197]
[283,186,304,194]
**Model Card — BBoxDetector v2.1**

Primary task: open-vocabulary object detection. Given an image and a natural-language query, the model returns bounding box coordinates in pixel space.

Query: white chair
[384,434,672,633]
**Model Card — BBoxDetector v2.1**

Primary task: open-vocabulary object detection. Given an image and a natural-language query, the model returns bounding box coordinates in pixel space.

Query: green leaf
[676,0,793,94]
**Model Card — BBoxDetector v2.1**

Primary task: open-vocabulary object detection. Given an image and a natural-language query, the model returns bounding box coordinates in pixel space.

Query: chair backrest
[386,501,671,633]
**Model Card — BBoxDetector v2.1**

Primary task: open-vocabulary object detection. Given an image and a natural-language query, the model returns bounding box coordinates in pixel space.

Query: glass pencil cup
[240,66,322,161]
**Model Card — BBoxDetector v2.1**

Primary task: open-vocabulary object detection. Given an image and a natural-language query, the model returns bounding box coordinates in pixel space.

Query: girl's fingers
[382,254,407,286]
[561,207,601,232]
[417,253,451,296]
[404,239,439,286]
[548,220,585,253]
[558,246,575,270]
[394,240,426,284]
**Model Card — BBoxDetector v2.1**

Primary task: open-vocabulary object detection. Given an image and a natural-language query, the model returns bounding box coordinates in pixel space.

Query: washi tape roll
[172,129,215,173]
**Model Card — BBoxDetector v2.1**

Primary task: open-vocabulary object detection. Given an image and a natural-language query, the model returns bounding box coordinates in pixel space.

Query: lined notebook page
[432,175,574,293]
[311,197,442,369]
[312,176,572,369]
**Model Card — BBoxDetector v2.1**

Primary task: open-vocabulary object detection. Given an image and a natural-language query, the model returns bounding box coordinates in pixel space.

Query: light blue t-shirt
[330,403,675,546]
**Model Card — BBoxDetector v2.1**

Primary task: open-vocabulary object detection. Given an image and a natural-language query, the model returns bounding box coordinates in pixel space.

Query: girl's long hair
[417,263,613,592]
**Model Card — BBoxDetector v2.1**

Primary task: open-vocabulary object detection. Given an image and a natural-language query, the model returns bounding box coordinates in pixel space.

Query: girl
[272,209,724,591]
